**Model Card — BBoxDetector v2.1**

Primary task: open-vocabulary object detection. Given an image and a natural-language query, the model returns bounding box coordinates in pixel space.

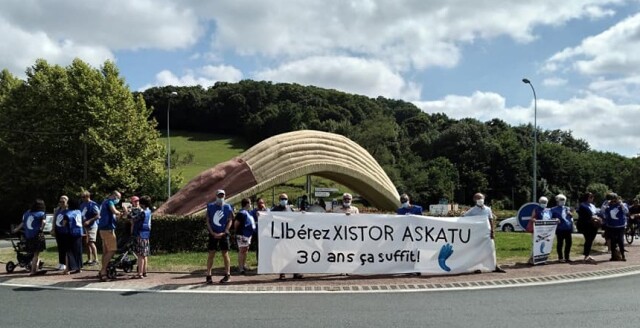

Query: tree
[0,59,168,228]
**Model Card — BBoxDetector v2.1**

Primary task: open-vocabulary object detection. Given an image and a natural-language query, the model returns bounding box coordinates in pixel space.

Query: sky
[2,0,640,156]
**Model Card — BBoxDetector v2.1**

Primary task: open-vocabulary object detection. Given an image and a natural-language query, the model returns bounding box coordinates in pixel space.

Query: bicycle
[625,217,640,245]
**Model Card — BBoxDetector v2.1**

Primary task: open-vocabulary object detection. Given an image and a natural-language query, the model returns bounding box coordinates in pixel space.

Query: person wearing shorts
[205,190,233,284]
[80,191,100,266]
[98,191,125,281]
[234,198,256,274]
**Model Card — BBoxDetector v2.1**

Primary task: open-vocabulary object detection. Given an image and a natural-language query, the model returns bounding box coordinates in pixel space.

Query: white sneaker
[56,264,66,271]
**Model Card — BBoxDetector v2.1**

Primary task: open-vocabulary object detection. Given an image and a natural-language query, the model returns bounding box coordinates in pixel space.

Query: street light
[167,91,178,199]
[522,78,537,202]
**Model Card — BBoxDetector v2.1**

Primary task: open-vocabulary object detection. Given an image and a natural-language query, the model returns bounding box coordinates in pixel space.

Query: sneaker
[142,272,147,278]
[558,259,566,263]
[56,264,66,271]
[205,275,213,285]
[89,261,98,266]
[219,274,230,283]
[82,261,91,266]
[493,266,507,273]
[239,270,246,275]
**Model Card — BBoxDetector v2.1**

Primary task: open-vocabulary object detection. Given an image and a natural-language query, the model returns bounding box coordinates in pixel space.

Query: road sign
[517,202,539,231]
[315,188,338,192]
[314,191,330,197]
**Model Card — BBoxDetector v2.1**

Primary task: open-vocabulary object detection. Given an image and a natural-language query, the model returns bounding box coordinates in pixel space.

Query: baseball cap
[130,196,140,202]
[216,189,225,196]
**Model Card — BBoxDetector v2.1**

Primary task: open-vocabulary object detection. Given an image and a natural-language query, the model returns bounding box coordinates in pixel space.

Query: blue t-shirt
[66,209,84,237]
[22,210,45,239]
[54,208,69,235]
[98,199,117,230]
[207,202,233,233]
[80,200,100,229]
[236,210,256,237]
[397,205,423,215]
[133,208,152,239]
[604,203,627,228]
[551,206,573,231]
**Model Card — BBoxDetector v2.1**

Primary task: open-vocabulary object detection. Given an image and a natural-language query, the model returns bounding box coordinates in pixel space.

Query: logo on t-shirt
[213,210,225,227]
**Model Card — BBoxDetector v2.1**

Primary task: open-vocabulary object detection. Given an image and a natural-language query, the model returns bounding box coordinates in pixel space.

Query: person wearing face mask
[463,193,505,273]
[551,194,574,263]
[396,194,423,215]
[531,196,553,223]
[577,192,600,264]
[205,190,234,284]
[271,193,302,280]
[334,193,359,215]
[53,195,69,271]
[97,190,125,281]
[234,198,256,275]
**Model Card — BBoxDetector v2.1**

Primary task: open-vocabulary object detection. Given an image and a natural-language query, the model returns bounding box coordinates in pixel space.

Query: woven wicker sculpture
[155,130,400,215]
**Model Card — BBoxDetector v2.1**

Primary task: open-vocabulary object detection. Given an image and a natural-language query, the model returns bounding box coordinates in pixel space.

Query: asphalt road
[1,274,638,328]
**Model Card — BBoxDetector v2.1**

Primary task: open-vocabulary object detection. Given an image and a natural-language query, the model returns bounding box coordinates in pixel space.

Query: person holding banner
[272,193,303,280]
[463,193,505,273]
[334,193,359,215]
[603,193,628,261]
[528,196,559,265]
[551,194,573,263]
[396,194,423,215]
[250,198,269,258]
[205,189,234,284]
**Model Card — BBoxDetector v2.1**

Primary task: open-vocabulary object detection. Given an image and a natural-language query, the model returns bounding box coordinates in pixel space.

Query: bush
[149,215,209,253]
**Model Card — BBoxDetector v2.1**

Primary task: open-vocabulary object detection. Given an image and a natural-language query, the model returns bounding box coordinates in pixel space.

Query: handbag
[591,216,602,229]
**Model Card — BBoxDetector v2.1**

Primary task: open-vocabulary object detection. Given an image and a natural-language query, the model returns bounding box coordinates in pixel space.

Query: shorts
[135,237,150,257]
[26,233,46,253]
[236,235,252,248]
[99,230,117,252]
[86,227,97,243]
[208,235,230,252]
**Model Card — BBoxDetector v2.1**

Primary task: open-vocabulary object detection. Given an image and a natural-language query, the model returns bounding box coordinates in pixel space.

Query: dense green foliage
[141,81,640,208]
[0,59,171,228]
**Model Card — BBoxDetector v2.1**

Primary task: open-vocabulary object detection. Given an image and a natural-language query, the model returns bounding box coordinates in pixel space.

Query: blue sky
[2,0,640,156]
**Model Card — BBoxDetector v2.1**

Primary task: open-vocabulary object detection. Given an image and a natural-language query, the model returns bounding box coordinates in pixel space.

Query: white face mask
[558,200,566,206]
[539,203,547,209]
[401,202,410,209]
[476,199,484,207]
[216,197,224,205]
[279,200,288,207]
[343,201,351,207]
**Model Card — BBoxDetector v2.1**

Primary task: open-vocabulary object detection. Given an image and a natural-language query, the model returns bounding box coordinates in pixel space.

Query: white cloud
[0,0,201,74]
[415,91,640,157]
[546,12,640,76]
[140,65,243,90]
[542,77,568,86]
[254,56,421,100]
[201,0,620,71]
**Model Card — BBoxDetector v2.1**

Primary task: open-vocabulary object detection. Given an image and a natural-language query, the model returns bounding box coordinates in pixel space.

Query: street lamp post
[522,78,537,202]
[167,91,178,199]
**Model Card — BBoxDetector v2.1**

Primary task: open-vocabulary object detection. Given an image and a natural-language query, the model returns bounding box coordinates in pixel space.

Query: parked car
[496,216,524,232]
[43,213,54,234]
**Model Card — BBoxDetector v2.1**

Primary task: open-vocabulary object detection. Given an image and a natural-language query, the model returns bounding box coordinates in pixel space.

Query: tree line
[140,81,640,209]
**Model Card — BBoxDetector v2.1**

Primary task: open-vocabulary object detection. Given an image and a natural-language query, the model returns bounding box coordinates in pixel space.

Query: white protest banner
[532,220,558,265]
[258,212,496,275]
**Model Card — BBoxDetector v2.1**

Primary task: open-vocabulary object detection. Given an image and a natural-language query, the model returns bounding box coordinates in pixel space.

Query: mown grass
[1,233,603,273]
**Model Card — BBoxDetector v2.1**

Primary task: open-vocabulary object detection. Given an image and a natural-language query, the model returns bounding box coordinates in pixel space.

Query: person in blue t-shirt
[132,196,152,279]
[98,190,125,282]
[63,198,84,274]
[396,194,423,215]
[12,199,47,275]
[604,193,628,261]
[205,189,234,284]
[234,198,256,275]
[53,195,69,271]
[80,191,100,266]
[551,194,574,263]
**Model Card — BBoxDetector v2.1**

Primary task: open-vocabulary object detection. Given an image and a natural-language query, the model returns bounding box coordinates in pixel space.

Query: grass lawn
[1,233,604,273]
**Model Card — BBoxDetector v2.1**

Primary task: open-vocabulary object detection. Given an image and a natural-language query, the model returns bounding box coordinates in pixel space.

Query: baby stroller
[106,237,137,279]
[5,234,44,273]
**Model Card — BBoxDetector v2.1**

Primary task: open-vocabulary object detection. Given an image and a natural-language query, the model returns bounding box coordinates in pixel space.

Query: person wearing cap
[603,193,628,261]
[80,191,100,266]
[271,193,302,280]
[334,193,359,215]
[464,192,505,273]
[205,189,234,284]
[396,194,423,215]
[551,194,574,262]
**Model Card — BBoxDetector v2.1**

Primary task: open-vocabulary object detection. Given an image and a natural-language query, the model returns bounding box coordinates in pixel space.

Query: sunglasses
[280,198,288,200]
